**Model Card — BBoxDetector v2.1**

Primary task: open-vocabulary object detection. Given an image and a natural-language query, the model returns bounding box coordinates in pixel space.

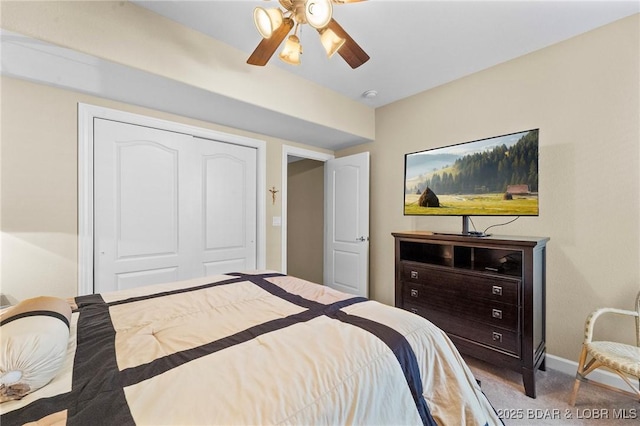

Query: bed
[1,271,502,425]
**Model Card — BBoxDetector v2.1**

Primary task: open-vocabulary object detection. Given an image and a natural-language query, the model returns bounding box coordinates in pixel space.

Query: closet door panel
[116,142,178,258]
[203,154,246,249]
[94,119,192,293]
[197,138,257,276]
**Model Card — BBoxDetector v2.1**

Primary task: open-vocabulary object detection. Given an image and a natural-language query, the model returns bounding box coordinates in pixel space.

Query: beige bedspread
[1,271,502,425]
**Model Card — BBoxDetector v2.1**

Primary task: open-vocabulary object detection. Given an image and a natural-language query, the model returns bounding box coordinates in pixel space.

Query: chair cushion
[587,341,640,377]
[0,297,72,402]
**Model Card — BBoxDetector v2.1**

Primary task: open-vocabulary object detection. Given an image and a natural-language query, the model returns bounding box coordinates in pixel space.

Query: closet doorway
[78,104,266,296]
[93,119,257,293]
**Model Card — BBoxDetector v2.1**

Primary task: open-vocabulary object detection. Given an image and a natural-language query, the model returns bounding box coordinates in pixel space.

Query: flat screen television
[404,129,539,236]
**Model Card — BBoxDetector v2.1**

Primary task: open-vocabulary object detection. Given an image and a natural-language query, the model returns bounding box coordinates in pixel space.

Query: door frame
[280,145,334,274]
[78,103,267,296]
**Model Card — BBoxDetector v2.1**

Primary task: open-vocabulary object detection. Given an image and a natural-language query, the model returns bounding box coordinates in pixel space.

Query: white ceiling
[132,0,639,108]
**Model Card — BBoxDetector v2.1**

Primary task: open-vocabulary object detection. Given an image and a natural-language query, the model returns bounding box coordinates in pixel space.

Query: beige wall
[0,76,331,302]
[339,15,640,361]
[287,159,324,284]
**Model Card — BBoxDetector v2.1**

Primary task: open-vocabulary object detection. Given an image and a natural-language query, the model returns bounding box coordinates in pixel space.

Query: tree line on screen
[409,130,539,195]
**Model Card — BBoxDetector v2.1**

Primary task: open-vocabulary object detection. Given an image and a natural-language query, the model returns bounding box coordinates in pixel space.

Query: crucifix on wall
[269,186,279,205]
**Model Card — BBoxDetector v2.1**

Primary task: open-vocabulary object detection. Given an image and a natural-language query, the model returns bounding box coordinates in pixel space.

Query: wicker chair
[569,291,640,405]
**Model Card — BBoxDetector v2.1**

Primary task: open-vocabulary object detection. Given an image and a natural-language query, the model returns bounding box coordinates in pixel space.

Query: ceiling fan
[247,0,370,69]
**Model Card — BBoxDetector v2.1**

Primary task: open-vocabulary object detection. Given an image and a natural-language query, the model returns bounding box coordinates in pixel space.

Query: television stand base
[466,231,489,237]
[433,231,490,238]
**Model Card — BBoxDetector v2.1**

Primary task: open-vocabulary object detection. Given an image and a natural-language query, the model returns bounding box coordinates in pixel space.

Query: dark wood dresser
[392,231,549,398]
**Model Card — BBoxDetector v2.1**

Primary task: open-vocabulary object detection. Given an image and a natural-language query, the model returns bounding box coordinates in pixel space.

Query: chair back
[635,291,640,347]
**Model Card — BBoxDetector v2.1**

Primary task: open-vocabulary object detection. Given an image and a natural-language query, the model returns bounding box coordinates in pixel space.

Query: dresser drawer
[404,302,519,355]
[402,282,519,330]
[401,262,520,305]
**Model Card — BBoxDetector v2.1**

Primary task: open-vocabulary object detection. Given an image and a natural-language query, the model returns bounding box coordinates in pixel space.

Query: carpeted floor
[464,356,639,425]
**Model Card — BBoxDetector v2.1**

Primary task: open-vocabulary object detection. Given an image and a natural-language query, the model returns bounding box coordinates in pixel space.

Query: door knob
[356,236,369,242]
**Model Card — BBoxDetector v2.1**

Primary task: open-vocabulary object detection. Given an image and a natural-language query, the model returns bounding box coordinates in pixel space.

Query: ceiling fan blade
[247,18,294,66]
[326,18,369,69]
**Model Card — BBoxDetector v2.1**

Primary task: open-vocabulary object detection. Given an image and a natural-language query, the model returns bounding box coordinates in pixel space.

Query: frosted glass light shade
[304,0,332,29]
[320,28,345,58]
[253,7,284,39]
[279,35,302,65]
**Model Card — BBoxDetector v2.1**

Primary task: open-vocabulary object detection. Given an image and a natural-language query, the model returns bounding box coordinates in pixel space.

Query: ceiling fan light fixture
[248,0,369,69]
[279,34,303,65]
[304,0,332,29]
[253,7,284,39]
[320,28,345,58]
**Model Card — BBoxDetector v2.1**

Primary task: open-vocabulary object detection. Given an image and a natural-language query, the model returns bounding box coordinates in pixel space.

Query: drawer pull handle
[492,309,503,319]
[410,308,418,314]
[410,270,419,279]
[410,289,419,298]
[492,285,503,296]
[492,332,503,342]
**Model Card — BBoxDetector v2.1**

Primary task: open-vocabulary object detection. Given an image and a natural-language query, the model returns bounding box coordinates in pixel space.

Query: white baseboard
[546,354,639,392]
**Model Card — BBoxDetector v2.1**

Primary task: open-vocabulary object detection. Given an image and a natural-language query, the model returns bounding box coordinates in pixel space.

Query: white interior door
[196,137,257,276]
[94,119,256,293]
[324,152,370,297]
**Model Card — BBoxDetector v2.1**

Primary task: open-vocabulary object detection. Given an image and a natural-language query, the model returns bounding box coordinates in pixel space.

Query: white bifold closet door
[94,119,256,293]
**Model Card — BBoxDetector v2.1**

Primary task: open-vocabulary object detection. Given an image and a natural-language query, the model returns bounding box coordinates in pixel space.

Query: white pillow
[0,297,71,403]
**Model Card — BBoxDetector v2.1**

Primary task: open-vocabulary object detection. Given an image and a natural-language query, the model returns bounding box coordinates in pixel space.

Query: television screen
[404,129,539,216]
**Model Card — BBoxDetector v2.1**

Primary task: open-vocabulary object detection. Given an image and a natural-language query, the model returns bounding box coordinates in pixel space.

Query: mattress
[1,271,502,425]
